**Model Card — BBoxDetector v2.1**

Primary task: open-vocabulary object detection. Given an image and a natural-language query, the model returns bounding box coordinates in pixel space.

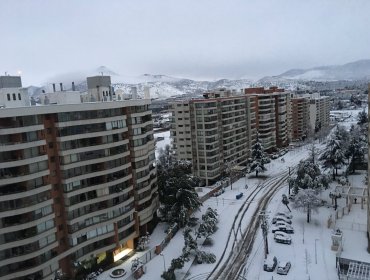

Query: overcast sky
[1,0,370,85]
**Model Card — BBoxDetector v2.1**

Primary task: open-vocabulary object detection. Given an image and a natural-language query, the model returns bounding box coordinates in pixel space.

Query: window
[7,94,10,101]
[18,93,21,100]
[12,93,16,100]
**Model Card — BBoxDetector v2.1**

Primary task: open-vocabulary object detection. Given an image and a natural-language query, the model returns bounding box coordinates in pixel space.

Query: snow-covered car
[274,231,292,244]
[263,255,277,272]
[272,216,292,224]
[276,211,293,219]
[275,221,290,228]
[271,224,294,234]
[277,261,291,275]
[271,154,279,159]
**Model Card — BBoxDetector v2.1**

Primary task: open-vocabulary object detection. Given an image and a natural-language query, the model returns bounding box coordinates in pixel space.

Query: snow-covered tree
[250,133,268,177]
[292,189,322,223]
[319,127,347,179]
[307,143,320,165]
[157,144,173,168]
[357,110,368,125]
[157,160,202,227]
[137,232,150,251]
[162,222,217,279]
[290,159,330,193]
[197,208,218,239]
[345,125,365,174]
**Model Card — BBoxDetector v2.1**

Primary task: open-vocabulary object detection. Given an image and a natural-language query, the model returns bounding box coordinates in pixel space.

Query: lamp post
[287,167,292,195]
[159,253,166,273]
[260,212,269,258]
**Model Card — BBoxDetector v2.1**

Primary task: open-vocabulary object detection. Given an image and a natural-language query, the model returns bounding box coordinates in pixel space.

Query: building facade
[306,93,330,132]
[368,83,370,252]
[0,76,157,279]
[171,89,256,186]
[244,87,289,152]
[289,95,311,141]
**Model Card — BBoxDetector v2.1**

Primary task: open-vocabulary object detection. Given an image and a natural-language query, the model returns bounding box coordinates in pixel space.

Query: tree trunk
[332,168,335,180]
[307,204,310,223]
[256,170,259,177]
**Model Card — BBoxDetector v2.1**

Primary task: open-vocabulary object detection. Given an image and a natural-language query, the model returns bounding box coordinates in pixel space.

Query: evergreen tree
[357,110,368,125]
[290,159,330,194]
[250,133,268,177]
[319,127,347,179]
[345,125,365,174]
[157,160,202,227]
[197,208,218,239]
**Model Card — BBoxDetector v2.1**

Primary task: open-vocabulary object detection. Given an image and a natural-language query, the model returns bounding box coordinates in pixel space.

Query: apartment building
[244,87,289,152]
[306,93,330,132]
[0,76,157,280]
[289,95,311,141]
[171,89,256,186]
[367,83,370,252]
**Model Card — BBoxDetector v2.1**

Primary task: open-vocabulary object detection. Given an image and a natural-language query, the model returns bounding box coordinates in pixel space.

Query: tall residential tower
[0,76,157,280]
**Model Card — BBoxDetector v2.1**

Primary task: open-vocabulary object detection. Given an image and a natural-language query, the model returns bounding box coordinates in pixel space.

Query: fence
[335,221,367,232]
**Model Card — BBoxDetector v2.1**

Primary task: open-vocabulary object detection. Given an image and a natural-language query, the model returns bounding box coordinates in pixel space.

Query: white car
[277,261,291,275]
[275,221,290,227]
[274,231,292,244]
[271,224,294,234]
[276,211,293,219]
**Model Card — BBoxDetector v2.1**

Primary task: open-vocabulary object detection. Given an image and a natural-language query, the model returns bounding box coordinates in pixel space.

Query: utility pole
[288,167,291,195]
[260,212,269,258]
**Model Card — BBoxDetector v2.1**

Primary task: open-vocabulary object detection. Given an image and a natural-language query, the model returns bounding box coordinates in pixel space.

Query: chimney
[60,83,63,91]
[72,82,75,91]
[52,84,56,92]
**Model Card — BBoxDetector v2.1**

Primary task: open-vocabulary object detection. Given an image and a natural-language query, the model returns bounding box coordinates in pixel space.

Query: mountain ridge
[26,60,370,100]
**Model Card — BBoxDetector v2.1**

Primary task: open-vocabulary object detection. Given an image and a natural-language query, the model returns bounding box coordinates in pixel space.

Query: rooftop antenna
[100,72,104,76]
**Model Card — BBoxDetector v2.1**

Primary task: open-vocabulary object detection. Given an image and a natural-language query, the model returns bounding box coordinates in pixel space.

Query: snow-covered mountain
[27,60,370,100]
[262,59,370,81]
[37,67,255,100]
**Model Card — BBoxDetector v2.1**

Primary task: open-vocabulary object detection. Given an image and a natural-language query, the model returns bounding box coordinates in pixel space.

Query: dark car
[272,216,292,224]
[263,256,277,272]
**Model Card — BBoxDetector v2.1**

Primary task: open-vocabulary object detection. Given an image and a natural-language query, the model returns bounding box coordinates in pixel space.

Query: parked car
[272,216,292,224]
[271,224,294,234]
[275,221,290,228]
[276,211,293,219]
[274,231,292,244]
[263,255,277,272]
[271,154,279,159]
[277,261,291,275]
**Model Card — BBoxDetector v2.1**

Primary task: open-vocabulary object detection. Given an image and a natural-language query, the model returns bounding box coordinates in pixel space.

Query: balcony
[0,169,49,186]
[0,139,46,153]
[0,155,48,169]
[0,124,44,136]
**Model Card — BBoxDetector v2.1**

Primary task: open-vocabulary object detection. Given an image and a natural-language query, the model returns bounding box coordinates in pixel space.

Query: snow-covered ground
[98,109,368,280]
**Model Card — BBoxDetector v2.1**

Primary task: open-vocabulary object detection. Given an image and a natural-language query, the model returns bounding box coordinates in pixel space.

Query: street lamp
[315,238,319,264]
[159,253,166,273]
